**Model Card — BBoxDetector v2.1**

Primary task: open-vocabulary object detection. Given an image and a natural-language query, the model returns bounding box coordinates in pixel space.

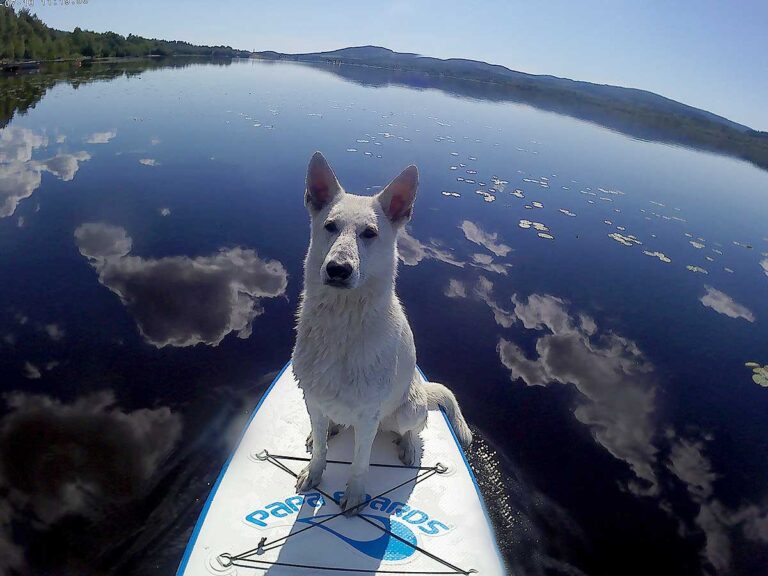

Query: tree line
[0,6,249,62]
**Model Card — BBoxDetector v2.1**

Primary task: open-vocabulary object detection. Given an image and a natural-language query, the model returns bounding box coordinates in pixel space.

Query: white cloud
[0,160,42,217]
[75,223,288,348]
[0,389,182,571]
[22,362,41,380]
[496,291,768,574]
[737,506,768,543]
[470,252,511,275]
[0,128,90,218]
[0,390,181,523]
[44,324,65,342]
[38,151,91,181]
[700,286,755,322]
[665,435,768,573]
[75,223,133,261]
[84,130,117,144]
[444,279,467,299]
[667,437,717,500]
[0,127,47,163]
[139,158,159,167]
[474,276,516,328]
[460,220,512,257]
[397,229,464,268]
[498,294,659,496]
[511,293,576,335]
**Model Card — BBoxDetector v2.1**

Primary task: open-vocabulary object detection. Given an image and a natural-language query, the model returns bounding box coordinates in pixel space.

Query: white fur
[291,152,472,515]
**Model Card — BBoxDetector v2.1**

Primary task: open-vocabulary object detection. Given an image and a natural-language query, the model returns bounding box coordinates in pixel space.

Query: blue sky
[30,0,768,129]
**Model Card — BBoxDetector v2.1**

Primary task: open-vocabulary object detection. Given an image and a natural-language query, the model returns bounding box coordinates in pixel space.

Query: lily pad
[746,363,768,387]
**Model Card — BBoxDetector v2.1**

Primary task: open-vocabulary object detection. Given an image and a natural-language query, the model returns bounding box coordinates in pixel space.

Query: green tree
[0,4,247,62]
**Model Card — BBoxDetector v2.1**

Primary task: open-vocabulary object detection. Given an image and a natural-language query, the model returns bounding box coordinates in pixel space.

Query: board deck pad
[177,363,505,575]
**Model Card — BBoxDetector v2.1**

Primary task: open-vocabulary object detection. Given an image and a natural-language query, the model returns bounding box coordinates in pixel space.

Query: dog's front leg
[341,418,378,516]
[296,408,329,493]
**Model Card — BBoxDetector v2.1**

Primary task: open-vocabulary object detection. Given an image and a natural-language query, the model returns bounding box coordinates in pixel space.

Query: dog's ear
[305,152,342,212]
[377,165,418,225]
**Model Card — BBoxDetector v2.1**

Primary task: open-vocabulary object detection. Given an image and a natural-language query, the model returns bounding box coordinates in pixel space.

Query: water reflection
[460,220,512,257]
[665,434,768,573]
[75,223,288,348]
[84,130,117,145]
[700,286,755,323]
[306,62,768,173]
[0,58,765,575]
[488,291,768,572]
[397,229,464,268]
[0,126,90,218]
[0,391,182,574]
[469,253,511,275]
[498,294,659,496]
[1,59,230,130]
[467,436,586,576]
[443,278,467,299]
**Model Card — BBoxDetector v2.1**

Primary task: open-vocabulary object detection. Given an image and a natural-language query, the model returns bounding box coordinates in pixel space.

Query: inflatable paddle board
[177,363,505,575]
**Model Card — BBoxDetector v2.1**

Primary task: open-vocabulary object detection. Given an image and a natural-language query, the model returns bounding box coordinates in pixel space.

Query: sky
[29,0,768,130]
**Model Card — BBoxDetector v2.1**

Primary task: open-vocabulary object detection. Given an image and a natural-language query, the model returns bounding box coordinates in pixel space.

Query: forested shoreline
[0,6,248,62]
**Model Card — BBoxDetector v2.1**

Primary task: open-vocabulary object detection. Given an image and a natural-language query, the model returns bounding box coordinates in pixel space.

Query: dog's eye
[361,228,378,239]
[324,221,338,233]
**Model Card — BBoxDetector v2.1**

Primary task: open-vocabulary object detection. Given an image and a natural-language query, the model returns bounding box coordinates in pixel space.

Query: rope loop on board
[216,553,233,568]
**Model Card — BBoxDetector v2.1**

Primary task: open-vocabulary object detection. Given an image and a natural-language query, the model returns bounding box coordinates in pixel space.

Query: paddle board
[177,362,506,575]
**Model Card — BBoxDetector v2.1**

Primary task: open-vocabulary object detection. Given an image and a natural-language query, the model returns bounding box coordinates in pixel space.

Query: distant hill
[254,46,768,171]
[0,6,249,61]
[258,45,749,132]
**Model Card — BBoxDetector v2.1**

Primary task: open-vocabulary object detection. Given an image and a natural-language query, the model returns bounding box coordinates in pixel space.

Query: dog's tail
[424,382,473,448]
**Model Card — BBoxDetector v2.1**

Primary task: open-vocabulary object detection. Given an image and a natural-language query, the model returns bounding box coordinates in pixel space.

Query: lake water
[1,59,767,576]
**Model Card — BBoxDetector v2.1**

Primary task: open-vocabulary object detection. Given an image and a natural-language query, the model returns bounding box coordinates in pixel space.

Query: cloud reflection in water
[0,390,182,573]
[75,223,288,348]
[491,291,768,573]
[0,127,90,218]
[700,286,755,323]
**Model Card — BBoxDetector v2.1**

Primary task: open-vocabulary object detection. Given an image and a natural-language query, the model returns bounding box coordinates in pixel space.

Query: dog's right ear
[305,151,342,212]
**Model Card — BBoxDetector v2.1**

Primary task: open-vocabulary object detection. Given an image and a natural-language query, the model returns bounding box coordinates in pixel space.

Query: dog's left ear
[377,165,418,225]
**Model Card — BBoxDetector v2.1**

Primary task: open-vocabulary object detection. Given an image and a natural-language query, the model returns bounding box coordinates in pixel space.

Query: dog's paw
[295,464,323,493]
[340,479,366,516]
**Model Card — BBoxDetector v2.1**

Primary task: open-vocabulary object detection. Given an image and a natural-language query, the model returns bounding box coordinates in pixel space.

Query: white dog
[292,152,472,515]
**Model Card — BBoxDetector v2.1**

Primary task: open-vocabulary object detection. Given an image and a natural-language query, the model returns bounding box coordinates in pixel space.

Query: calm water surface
[1,60,767,576]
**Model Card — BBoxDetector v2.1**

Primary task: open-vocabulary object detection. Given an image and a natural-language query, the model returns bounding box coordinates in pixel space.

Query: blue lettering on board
[244,491,452,562]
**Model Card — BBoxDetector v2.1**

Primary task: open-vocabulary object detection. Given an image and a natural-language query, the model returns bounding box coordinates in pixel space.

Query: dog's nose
[326,261,352,280]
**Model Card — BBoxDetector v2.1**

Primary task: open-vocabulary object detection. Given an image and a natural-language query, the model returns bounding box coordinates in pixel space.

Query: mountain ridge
[255,45,751,133]
[252,45,768,172]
